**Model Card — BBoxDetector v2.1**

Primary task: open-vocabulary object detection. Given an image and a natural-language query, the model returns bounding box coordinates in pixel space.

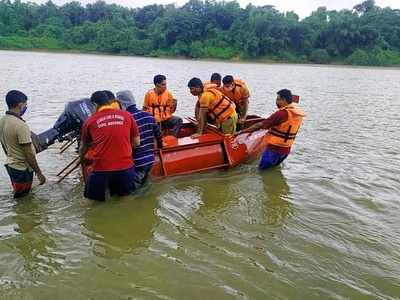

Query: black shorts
[5,165,33,198]
[84,166,136,201]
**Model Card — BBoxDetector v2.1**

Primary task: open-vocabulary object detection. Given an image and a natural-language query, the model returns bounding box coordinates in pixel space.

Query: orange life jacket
[203,80,220,91]
[144,89,173,122]
[204,88,236,123]
[222,78,249,104]
[265,103,306,148]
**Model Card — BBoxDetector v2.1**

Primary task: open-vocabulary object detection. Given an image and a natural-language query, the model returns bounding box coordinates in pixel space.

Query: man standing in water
[117,90,162,187]
[0,90,46,198]
[143,74,182,137]
[240,89,306,170]
[80,91,140,203]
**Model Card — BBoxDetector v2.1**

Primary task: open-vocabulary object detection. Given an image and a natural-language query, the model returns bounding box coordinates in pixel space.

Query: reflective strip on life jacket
[265,104,305,148]
[206,89,236,122]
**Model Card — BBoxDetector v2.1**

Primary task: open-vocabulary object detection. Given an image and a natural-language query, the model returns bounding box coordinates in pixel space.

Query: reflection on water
[262,169,291,226]
[13,199,61,279]
[82,196,159,258]
[0,50,400,299]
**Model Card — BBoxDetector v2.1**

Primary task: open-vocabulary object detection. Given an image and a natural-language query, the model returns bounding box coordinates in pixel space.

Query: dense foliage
[1,0,400,65]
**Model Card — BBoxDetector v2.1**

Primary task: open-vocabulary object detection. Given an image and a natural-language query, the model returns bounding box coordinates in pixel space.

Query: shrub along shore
[1,0,399,66]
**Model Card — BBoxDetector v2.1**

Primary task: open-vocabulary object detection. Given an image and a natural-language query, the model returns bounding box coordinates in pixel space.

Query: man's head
[187,77,203,96]
[103,90,115,100]
[276,89,292,108]
[210,73,221,87]
[222,75,235,92]
[90,91,110,109]
[154,74,167,94]
[5,90,28,116]
[116,90,136,110]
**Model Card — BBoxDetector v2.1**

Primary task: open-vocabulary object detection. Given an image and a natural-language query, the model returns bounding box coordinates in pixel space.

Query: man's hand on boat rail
[191,133,201,139]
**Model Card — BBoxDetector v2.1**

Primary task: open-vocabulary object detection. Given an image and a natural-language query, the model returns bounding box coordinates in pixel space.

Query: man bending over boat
[117,90,162,187]
[203,73,222,90]
[240,89,306,170]
[79,91,140,204]
[188,77,237,138]
[143,74,182,137]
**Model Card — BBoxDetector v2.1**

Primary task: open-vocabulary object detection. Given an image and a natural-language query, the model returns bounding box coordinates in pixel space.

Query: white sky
[36,0,400,19]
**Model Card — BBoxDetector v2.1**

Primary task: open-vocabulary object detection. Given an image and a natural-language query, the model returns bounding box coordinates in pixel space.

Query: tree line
[0,0,399,66]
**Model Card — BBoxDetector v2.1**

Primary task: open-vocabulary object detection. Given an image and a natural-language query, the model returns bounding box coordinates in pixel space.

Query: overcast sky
[35,0,400,19]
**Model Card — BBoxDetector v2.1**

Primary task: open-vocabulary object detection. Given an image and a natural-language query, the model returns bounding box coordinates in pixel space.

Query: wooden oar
[56,158,81,183]
[56,156,80,176]
[60,137,77,154]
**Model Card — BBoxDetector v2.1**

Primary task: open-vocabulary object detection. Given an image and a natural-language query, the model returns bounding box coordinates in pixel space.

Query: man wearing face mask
[240,89,306,170]
[0,90,46,198]
[143,74,182,137]
[221,75,250,128]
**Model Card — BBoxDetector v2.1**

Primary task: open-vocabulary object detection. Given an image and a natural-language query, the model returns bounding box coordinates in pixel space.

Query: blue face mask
[20,105,27,116]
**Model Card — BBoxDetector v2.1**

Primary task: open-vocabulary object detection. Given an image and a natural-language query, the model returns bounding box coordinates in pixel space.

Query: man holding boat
[188,77,237,137]
[240,89,305,170]
[79,91,140,203]
[117,90,162,187]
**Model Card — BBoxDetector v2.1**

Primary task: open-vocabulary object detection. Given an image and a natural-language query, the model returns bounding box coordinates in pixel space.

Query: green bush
[309,49,330,64]
[0,35,62,49]
[348,49,400,66]
[347,49,370,65]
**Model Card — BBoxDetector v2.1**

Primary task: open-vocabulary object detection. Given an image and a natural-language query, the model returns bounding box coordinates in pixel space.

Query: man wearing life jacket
[143,75,182,137]
[188,77,237,138]
[117,90,162,187]
[79,91,140,204]
[221,75,250,127]
[240,89,306,170]
[203,73,222,90]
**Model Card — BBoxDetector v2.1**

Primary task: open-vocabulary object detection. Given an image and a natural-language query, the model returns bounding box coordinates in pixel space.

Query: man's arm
[238,85,250,123]
[168,92,176,113]
[194,101,200,119]
[240,110,288,135]
[79,141,90,164]
[153,121,163,149]
[238,99,249,123]
[17,123,45,184]
[21,144,46,184]
[192,107,208,137]
[79,122,91,164]
[130,117,140,149]
[142,92,150,111]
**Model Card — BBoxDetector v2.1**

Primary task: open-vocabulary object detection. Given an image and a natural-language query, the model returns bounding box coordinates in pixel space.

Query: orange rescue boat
[150,115,268,178]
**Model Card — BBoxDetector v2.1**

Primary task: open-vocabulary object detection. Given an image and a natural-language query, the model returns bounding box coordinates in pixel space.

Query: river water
[0,50,399,299]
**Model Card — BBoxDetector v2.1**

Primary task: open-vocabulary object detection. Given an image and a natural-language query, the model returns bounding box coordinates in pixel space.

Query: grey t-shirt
[0,113,35,171]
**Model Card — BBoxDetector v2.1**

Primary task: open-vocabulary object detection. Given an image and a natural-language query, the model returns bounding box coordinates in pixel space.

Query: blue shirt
[127,105,161,168]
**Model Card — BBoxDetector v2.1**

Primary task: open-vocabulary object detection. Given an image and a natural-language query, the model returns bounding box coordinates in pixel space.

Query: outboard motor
[34,98,95,153]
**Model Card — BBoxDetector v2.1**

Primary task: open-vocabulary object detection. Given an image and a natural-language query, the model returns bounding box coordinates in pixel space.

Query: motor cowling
[34,98,95,152]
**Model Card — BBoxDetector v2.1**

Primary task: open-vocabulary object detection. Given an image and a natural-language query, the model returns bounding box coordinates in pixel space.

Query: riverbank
[2,45,400,69]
